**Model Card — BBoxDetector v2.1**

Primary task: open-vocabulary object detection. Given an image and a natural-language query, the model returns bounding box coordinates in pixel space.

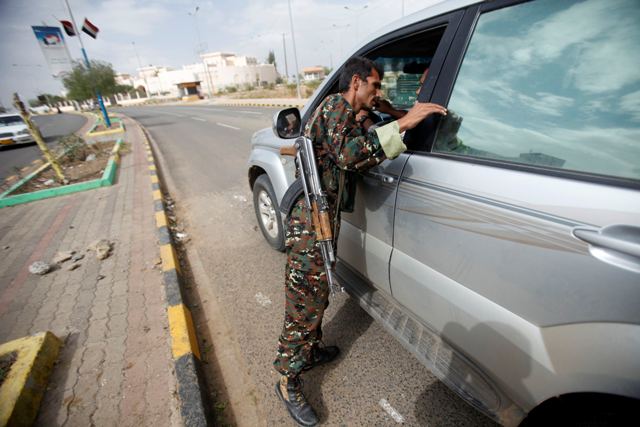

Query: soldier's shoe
[275,376,319,426]
[303,345,340,372]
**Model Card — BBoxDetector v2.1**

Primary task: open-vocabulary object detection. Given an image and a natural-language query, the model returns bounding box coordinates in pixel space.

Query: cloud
[619,90,640,122]
[469,0,640,94]
[90,0,171,37]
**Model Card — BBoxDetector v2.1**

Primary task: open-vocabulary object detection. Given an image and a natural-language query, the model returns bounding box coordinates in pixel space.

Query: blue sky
[0,0,438,107]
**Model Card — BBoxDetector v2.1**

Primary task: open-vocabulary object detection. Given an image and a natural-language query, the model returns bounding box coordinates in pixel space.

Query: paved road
[0,113,87,182]
[120,104,498,427]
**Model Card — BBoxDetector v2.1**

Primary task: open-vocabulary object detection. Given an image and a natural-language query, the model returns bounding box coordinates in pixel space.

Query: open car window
[368,26,446,113]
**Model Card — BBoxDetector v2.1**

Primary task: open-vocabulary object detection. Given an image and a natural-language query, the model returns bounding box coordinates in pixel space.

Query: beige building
[302,66,325,81]
[118,52,278,98]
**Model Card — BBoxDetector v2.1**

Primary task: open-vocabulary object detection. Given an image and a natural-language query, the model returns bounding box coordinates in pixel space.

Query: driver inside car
[356,66,430,131]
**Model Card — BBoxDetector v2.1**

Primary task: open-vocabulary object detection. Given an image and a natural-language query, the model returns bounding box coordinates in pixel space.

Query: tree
[29,93,65,107]
[267,50,277,71]
[62,60,120,101]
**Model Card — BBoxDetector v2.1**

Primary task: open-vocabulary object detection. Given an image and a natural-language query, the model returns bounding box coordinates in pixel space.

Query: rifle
[280,136,343,296]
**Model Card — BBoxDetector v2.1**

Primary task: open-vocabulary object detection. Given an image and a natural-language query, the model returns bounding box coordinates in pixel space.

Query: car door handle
[573,225,640,258]
[365,171,396,184]
[380,174,395,184]
[572,225,640,273]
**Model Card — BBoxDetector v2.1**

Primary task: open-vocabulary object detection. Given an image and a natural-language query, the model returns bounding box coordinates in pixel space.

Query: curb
[86,117,125,139]
[0,332,62,426]
[138,124,210,426]
[0,139,124,208]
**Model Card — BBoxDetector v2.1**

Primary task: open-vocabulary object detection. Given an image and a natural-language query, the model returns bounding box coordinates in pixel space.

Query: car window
[304,26,448,120]
[376,57,430,109]
[0,116,25,127]
[369,27,446,110]
[433,0,640,181]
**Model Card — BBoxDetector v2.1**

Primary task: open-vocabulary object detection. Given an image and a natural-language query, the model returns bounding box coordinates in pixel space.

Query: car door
[338,10,464,295]
[390,0,640,408]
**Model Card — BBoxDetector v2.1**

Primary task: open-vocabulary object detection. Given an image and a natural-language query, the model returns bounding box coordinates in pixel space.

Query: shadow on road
[304,296,374,423]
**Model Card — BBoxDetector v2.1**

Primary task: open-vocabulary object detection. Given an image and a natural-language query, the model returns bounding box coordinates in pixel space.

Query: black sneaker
[303,345,340,372]
[275,376,319,426]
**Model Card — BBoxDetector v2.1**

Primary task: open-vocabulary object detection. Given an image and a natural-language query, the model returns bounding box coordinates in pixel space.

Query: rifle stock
[280,145,297,156]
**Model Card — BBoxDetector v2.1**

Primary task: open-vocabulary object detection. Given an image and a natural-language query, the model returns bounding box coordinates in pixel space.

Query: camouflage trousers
[273,198,337,377]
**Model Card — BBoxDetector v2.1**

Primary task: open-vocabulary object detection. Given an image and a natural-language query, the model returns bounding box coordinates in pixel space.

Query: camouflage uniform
[274,93,384,377]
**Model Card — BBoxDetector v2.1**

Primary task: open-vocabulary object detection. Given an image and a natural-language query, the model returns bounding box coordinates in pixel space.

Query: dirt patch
[11,136,128,195]
[0,351,18,387]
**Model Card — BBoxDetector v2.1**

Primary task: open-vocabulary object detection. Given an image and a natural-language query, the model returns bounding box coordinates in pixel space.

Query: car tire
[521,394,638,427]
[253,174,285,252]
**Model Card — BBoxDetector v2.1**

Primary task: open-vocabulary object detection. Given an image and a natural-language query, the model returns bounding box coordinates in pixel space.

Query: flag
[81,18,99,39]
[60,20,76,36]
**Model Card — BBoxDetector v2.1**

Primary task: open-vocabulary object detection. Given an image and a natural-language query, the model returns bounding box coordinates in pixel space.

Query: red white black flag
[82,18,99,39]
[60,20,76,36]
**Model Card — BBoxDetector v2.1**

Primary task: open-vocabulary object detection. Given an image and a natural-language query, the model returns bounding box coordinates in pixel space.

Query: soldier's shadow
[303,295,373,423]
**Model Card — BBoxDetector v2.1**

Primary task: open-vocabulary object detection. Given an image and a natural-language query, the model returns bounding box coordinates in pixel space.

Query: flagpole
[64,0,111,128]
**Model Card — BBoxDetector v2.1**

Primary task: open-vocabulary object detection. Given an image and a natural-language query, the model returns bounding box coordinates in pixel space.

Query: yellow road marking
[168,304,200,359]
[160,244,180,273]
[155,211,167,228]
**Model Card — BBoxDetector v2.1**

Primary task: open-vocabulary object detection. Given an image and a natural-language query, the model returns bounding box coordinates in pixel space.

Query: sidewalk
[0,118,185,425]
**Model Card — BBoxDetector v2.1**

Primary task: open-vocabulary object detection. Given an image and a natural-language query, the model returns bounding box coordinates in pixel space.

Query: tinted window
[434,0,640,180]
[0,116,24,127]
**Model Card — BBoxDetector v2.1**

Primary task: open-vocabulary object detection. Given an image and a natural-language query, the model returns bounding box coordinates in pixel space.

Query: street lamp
[287,0,302,99]
[188,5,214,98]
[131,42,149,97]
[332,23,350,58]
[343,4,368,39]
[319,40,334,70]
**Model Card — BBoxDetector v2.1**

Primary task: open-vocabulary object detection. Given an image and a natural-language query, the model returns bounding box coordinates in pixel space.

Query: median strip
[0,138,124,208]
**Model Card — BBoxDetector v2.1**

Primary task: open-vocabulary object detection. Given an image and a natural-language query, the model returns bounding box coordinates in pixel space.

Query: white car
[0,113,35,147]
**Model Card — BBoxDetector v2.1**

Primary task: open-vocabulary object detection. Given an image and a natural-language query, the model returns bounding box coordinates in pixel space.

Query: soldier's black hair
[339,56,384,92]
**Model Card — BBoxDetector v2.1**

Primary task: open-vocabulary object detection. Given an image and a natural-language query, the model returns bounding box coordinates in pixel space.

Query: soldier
[273,56,446,426]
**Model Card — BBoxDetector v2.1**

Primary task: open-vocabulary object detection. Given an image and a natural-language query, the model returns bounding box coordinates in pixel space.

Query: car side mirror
[273,108,301,139]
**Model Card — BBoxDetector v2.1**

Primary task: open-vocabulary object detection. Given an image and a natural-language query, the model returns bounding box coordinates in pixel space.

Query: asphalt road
[0,113,87,182]
[120,104,498,427]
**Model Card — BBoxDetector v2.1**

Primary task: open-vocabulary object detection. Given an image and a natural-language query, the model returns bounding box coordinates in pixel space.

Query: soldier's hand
[397,102,447,132]
[373,97,394,114]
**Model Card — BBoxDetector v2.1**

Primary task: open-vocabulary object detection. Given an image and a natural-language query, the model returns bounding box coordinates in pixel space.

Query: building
[199,52,277,93]
[122,52,278,99]
[302,66,325,81]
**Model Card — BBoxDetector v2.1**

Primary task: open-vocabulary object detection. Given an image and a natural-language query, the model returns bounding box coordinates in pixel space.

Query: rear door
[390,0,640,404]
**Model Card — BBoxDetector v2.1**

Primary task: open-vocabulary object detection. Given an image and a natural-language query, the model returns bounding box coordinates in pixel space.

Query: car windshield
[0,116,25,127]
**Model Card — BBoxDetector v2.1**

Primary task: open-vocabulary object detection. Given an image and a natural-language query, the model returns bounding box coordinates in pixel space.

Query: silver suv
[247,0,640,424]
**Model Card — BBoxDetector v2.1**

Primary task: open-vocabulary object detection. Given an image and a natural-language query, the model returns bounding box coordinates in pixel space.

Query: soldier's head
[340,56,384,112]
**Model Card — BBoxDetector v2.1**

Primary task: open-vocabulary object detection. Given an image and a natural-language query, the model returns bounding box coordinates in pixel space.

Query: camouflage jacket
[303,93,383,214]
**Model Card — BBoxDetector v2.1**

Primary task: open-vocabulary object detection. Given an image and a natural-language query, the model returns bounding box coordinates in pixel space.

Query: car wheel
[521,394,638,427]
[253,174,285,252]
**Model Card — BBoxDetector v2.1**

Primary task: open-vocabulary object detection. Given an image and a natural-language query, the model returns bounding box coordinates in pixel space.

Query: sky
[0,0,441,108]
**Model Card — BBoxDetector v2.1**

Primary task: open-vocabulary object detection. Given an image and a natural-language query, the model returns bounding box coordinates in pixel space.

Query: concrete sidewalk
[0,118,186,425]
